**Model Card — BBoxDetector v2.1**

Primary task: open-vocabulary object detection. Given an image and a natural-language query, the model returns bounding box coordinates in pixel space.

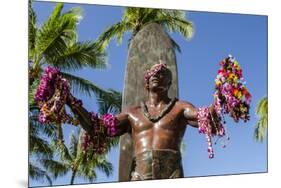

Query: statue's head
[144,60,172,92]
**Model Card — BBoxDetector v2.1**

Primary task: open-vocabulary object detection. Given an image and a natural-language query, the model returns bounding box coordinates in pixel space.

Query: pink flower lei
[81,112,118,154]
[144,63,168,84]
[35,66,119,155]
[35,66,74,125]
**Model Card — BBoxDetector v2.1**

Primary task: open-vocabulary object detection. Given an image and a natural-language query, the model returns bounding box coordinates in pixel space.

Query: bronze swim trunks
[131,149,184,180]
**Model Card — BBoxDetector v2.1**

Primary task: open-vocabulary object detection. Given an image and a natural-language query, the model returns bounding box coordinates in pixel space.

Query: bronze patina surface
[119,23,179,181]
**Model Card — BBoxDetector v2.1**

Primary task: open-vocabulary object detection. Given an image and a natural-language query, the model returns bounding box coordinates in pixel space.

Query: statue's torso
[127,101,188,155]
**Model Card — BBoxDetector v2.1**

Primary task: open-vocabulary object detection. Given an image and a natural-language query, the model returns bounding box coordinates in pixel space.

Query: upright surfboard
[119,23,179,181]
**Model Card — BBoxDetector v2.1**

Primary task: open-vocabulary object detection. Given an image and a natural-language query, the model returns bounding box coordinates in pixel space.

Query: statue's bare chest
[129,106,184,134]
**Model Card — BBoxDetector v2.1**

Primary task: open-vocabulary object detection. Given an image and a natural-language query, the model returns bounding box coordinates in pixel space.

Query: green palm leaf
[76,164,97,183]
[30,134,53,158]
[49,41,106,71]
[29,119,56,158]
[96,7,193,52]
[34,4,81,67]
[28,78,39,106]
[69,131,79,158]
[254,97,268,142]
[29,163,53,185]
[28,0,37,59]
[95,21,132,50]
[96,89,122,114]
[96,158,113,177]
[60,71,109,97]
[41,159,70,179]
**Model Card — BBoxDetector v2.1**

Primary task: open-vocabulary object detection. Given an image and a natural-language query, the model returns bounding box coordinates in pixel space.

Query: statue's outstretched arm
[182,102,198,128]
[182,101,220,129]
[114,112,130,136]
[67,93,130,137]
[67,94,95,137]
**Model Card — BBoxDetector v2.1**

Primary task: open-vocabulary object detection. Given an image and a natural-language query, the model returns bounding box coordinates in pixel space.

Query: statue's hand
[209,104,221,135]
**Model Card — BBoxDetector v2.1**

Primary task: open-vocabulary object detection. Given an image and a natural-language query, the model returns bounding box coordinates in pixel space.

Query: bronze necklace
[141,98,178,122]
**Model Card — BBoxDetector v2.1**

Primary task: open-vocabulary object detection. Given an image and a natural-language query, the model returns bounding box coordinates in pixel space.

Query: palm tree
[28,1,122,184]
[96,7,193,52]
[29,112,57,185]
[29,1,112,98]
[254,97,268,142]
[41,129,114,185]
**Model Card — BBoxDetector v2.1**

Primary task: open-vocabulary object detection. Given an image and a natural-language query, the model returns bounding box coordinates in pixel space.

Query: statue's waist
[132,149,183,180]
[134,149,181,161]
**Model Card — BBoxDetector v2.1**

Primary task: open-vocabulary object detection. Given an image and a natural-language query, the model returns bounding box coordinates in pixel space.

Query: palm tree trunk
[70,170,77,185]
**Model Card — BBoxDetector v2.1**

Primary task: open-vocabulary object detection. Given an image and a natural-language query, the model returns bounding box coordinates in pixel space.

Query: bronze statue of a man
[68,62,216,180]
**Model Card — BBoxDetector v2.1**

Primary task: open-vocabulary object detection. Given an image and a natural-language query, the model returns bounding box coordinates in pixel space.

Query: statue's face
[147,68,171,92]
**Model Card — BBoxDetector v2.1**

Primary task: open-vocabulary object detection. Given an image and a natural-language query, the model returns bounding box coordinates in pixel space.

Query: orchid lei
[144,63,168,84]
[80,112,118,154]
[197,55,252,158]
[34,67,75,125]
[34,66,118,154]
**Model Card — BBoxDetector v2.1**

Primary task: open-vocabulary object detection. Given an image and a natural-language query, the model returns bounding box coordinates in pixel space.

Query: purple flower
[101,114,118,137]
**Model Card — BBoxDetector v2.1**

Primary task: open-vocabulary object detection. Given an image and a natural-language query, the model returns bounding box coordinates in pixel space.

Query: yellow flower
[236,91,242,99]
[215,80,222,86]
[234,61,240,70]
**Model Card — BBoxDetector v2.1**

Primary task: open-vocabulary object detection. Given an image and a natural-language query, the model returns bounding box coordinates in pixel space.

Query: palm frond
[256,97,268,116]
[96,89,122,114]
[28,78,39,106]
[254,97,268,142]
[60,71,110,97]
[98,7,193,53]
[51,139,73,162]
[39,123,57,139]
[76,163,97,183]
[47,3,64,24]
[28,0,37,58]
[168,17,194,39]
[155,14,193,39]
[29,134,53,158]
[40,159,69,179]
[95,22,132,50]
[69,131,79,158]
[29,118,57,158]
[30,117,57,140]
[96,158,113,177]
[35,4,81,65]
[137,8,158,25]
[49,41,107,71]
[107,137,120,148]
[29,163,53,185]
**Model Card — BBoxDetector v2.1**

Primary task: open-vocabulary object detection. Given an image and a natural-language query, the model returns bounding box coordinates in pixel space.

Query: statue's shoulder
[122,105,141,114]
[175,99,196,109]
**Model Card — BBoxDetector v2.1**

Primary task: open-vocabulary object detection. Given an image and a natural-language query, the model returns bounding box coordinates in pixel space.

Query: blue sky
[30,1,267,187]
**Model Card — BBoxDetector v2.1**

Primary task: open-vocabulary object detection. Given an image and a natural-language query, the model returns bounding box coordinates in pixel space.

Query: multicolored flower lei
[215,55,251,122]
[197,55,251,158]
